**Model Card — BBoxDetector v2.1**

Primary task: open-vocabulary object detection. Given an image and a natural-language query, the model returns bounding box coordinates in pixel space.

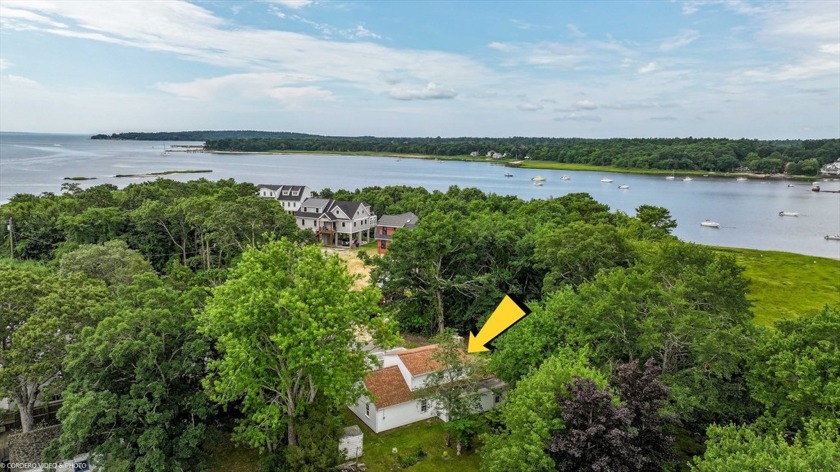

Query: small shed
[339,425,364,460]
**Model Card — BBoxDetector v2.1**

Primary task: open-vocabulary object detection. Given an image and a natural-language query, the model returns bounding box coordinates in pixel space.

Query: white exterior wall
[258,188,277,198]
[375,399,438,433]
[349,396,378,432]
[411,373,430,390]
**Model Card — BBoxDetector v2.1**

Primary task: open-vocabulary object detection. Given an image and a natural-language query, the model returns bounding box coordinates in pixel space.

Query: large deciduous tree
[0,263,109,432]
[198,239,397,457]
[481,348,607,472]
[47,274,214,471]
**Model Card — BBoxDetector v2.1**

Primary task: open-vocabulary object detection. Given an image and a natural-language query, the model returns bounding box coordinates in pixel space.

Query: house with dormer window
[256,184,312,213]
[295,198,377,247]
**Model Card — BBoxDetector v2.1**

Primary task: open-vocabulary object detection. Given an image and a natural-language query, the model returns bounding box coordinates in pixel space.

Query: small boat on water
[618,184,630,189]
[700,220,720,228]
[600,178,613,183]
[533,182,544,187]
[825,235,840,241]
[683,177,693,181]
[504,172,514,177]
[665,175,676,181]
[532,176,546,182]
[561,175,571,180]
[736,177,747,181]
[778,211,799,217]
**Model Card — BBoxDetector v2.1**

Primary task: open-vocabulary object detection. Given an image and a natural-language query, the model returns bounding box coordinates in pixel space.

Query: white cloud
[660,30,699,51]
[7,74,40,86]
[510,19,535,30]
[1,1,487,100]
[262,0,313,9]
[554,113,601,122]
[388,82,458,100]
[638,62,658,74]
[567,24,585,38]
[572,99,597,110]
[820,43,840,55]
[517,103,543,111]
[156,72,324,101]
[349,25,380,40]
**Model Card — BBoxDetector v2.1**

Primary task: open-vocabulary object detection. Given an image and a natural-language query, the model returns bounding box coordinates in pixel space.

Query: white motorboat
[683,177,693,181]
[618,184,630,189]
[561,175,571,180]
[600,178,613,183]
[533,182,544,187]
[504,172,514,177]
[532,176,546,182]
[778,211,799,217]
[736,177,747,181]
[825,235,840,241]
[665,175,676,180]
[700,220,720,228]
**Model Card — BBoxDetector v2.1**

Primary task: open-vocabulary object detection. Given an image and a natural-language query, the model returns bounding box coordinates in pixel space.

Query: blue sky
[1,0,838,138]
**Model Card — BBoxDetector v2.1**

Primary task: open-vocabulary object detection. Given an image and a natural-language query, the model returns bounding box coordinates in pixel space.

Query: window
[420,399,428,413]
[380,240,387,250]
[342,222,346,228]
[292,191,299,196]
[282,190,289,195]
[365,403,371,418]
[494,394,501,404]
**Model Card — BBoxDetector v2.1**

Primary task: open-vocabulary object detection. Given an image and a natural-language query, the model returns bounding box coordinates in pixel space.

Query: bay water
[2,132,839,259]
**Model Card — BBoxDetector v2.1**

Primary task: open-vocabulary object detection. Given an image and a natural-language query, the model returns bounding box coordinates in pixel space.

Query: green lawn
[342,410,481,472]
[207,432,261,472]
[713,247,840,326]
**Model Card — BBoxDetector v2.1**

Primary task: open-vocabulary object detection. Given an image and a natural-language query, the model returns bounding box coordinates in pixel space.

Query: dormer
[292,190,300,196]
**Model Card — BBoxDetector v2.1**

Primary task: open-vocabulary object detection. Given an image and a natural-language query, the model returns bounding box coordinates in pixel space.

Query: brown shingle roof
[363,366,413,408]
[396,344,443,376]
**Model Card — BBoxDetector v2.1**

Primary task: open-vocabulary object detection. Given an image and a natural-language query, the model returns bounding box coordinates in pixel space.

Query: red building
[374,212,418,254]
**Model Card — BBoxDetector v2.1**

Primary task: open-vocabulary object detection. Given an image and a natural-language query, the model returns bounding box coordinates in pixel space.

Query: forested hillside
[91,130,317,141]
[205,136,839,175]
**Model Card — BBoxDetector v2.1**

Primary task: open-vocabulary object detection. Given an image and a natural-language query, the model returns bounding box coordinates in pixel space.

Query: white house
[820,160,840,176]
[348,344,506,433]
[256,184,312,213]
[295,198,377,247]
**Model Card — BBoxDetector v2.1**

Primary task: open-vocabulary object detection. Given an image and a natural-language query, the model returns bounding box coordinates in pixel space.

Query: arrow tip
[467,331,490,353]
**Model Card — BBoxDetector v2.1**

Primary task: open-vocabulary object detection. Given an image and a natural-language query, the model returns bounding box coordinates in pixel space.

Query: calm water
[2,133,839,259]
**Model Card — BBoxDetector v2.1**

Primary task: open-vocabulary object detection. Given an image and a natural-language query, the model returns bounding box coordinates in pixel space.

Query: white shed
[339,425,364,460]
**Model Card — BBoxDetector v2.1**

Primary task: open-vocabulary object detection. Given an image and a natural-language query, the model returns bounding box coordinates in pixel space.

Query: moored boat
[683,177,693,181]
[736,177,747,181]
[825,234,840,241]
[665,175,675,180]
[533,181,544,187]
[532,176,546,182]
[700,220,720,228]
[618,184,629,189]
[600,177,613,183]
[504,172,514,177]
[561,175,571,180]
[778,211,799,217]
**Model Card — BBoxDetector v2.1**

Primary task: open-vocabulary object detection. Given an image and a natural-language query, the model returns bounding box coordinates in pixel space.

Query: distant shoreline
[207,150,820,181]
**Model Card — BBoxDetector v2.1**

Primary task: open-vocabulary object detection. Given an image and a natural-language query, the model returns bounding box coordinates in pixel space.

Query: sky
[0,0,838,138]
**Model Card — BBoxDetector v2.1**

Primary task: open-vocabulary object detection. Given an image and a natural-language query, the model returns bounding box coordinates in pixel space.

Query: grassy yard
[713,247,840,326]
[207,433,261,472]
[342,410,481,472]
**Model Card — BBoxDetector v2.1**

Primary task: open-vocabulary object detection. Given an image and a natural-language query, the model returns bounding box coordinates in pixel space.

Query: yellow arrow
[468,295,531,353]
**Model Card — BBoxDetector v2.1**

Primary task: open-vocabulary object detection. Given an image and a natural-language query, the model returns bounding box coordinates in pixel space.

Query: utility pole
[7,217,14,259]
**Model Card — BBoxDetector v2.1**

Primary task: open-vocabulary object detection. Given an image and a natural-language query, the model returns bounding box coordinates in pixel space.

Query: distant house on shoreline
[374,212,418,254]
[295,197,376,247]
[256,184,311,213]
[820,160,840,176]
